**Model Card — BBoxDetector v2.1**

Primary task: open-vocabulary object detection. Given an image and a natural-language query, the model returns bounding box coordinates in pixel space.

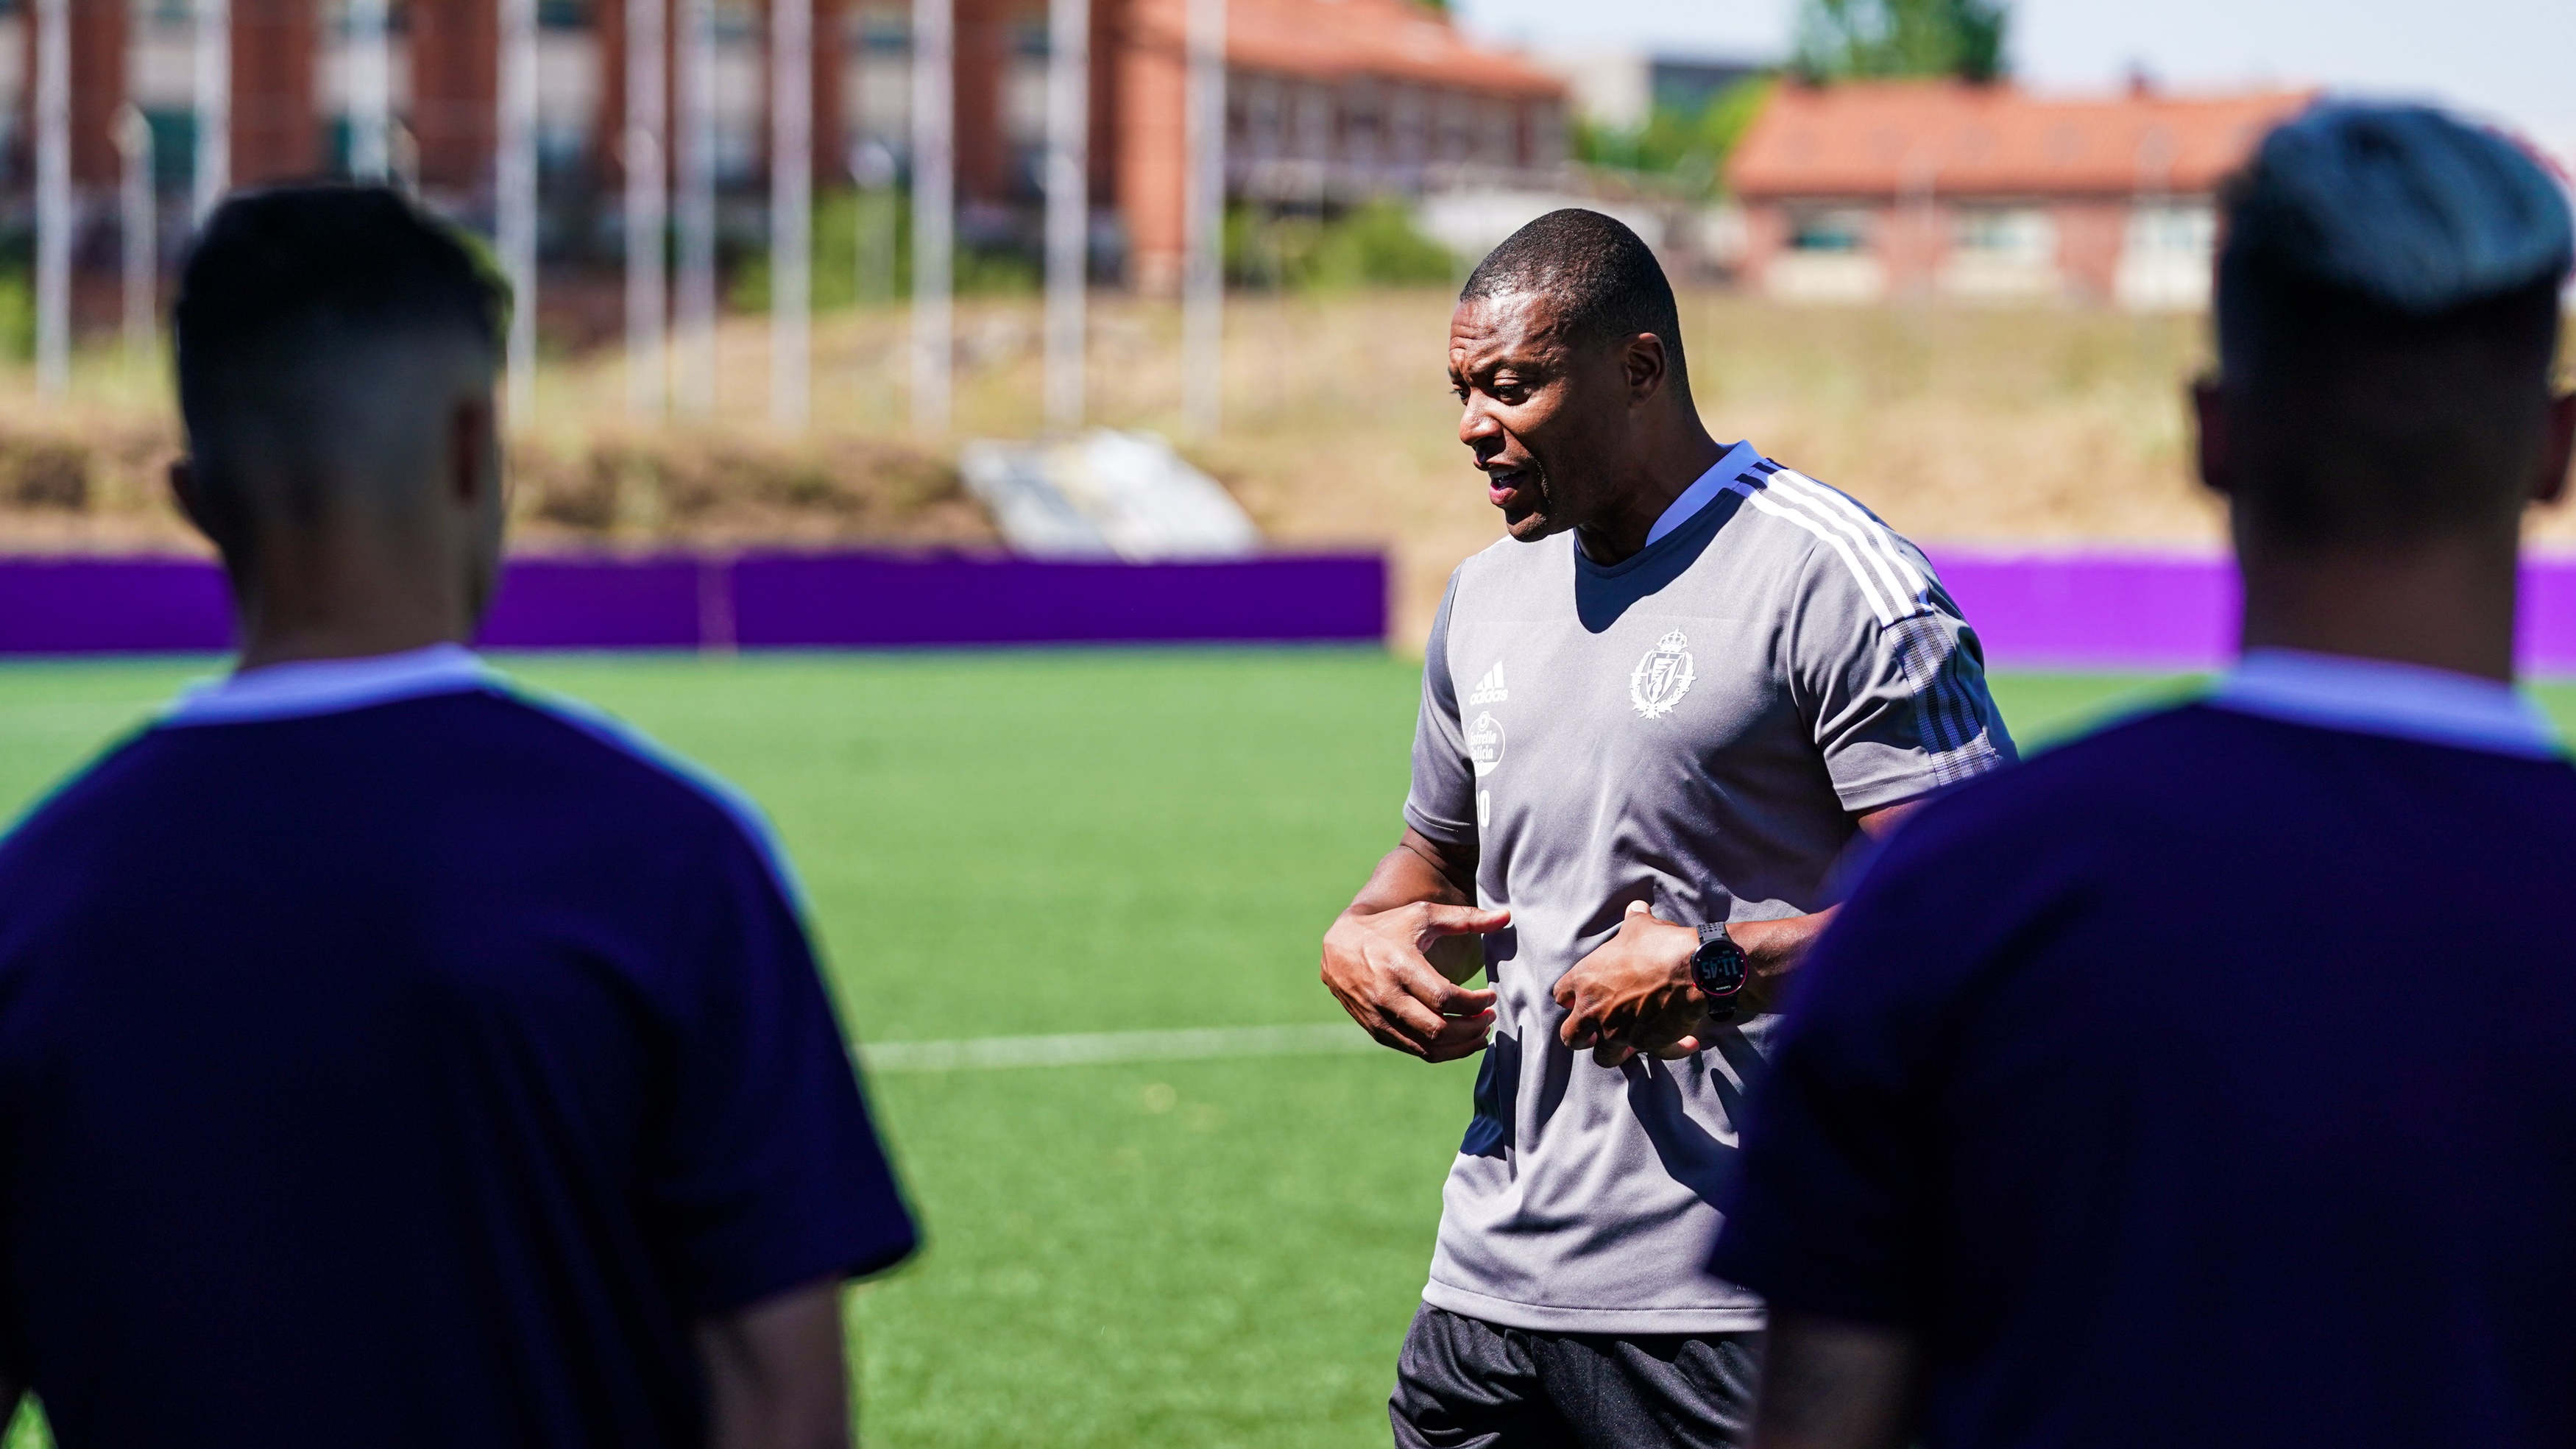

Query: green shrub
[1573,77,1775,199]
[735,188,1041,311]
[1225,200,1458,291]
[0,272,35,361]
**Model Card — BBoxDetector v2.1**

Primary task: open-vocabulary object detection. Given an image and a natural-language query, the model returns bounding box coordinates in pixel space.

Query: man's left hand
[1554,902,1710,1065]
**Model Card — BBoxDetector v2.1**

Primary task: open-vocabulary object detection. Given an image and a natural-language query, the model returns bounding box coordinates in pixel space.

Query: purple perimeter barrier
[0,559,233,654]
[4,548,2574,673]
[1926,553,2238,671]
[729,553,1387,647]
[477,556,709,649]
[1927,550,2576,673]
[0,551,1390,654]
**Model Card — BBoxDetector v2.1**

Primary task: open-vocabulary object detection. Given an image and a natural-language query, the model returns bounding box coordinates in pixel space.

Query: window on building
[317,0,414,36]
[2115,199,2218,311]
[2125,201,2215,256]
[537,119,587,177]
[1342,81,1383,166]
[1788,209,1870,253]
[856,4,907,54]
[1478,100,1513,167]
[1530,101,1563,169]
[145,108,194,191]
[1003,12,1047,158]
[1951,207,2054,263]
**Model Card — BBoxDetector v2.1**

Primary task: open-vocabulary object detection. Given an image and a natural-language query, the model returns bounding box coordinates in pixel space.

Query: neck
[228,523,473,672]
[2234,517,2524,684]
[1574,421,1727,566]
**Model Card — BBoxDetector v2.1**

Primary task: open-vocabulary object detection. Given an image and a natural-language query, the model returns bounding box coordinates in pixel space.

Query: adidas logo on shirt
[1469,662,1509,705]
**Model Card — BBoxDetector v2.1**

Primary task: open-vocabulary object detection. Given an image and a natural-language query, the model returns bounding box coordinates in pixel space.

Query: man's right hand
[1322,900,1508,1062]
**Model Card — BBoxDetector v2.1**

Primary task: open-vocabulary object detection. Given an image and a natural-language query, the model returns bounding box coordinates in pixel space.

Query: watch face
[1694,938,1747,996]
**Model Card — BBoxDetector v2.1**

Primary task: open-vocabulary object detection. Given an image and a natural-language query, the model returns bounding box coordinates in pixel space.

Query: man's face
[1448,292,1631,543]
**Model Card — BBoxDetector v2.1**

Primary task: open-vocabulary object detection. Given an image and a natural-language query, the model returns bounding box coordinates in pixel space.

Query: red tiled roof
[1125,0,1565,101]
[1728,81,2314,200]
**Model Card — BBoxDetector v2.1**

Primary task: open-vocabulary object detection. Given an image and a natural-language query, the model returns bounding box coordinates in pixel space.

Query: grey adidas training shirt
[1402,442,2015,1335]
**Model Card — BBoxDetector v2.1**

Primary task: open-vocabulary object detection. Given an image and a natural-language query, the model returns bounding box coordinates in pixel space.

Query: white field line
[861,1022,1373,1073]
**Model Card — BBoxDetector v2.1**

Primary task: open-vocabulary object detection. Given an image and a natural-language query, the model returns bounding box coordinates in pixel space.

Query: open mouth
[1485,466,1539,512]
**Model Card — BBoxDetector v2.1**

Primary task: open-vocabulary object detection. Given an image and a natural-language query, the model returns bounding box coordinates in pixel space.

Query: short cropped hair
[174,185,507,548]
[1461,209,1687,386]
[2215,104,2572,545]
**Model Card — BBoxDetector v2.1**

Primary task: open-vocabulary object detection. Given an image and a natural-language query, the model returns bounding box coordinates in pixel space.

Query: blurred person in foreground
[1319,209,2014,1448]
[0,186,916,1448]
[1710,103,2576,1449]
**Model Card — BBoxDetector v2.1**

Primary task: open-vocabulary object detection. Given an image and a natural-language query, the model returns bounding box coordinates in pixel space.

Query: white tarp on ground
[959,430,1261,561]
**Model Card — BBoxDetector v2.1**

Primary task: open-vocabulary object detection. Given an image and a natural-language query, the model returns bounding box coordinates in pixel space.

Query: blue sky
[1454,0,2576,160]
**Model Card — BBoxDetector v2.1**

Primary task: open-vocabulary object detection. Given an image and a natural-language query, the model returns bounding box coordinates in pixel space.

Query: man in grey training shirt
[1318,210,2014,1448]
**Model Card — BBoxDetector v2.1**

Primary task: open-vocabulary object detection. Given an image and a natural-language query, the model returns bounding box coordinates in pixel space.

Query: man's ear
[2532,390,2575,508]
[1622,333,1669,405]
[2190,375,2234,497]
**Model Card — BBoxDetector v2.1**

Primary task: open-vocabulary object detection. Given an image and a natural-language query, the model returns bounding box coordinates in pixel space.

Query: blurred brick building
[1727,81,2310,308]
[1,0,1564,292]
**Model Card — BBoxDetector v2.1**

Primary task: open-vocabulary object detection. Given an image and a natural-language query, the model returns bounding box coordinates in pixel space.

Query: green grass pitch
[0,653,2569,1448]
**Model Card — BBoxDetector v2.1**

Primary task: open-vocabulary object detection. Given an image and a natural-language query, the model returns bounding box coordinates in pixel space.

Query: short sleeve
[1789,533,2017,812]
[645,824,919,1316]
[1707,823,1958,1326]
[1402,572,1476,846]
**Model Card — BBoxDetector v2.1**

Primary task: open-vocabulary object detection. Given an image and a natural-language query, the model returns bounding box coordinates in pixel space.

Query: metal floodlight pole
[347,0,392,182]
[625,0,669,417]
[907,0,952,434]
[33,0,68,397]
[673,0,716,415]
[191,0,229,224]
[118,106,156,371]
[1040,0,1087,432]
[1180,0,1224,436]
[769,0,813,428]
[498,0,539,417]
[852,138,895,305]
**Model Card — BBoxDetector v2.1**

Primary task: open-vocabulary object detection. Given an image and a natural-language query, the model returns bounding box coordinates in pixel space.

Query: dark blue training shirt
[0,646,916,1448]
[1711,649,2576,1449]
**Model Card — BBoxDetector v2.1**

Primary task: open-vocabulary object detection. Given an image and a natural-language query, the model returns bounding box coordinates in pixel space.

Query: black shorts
[1390,1303,1762,1449]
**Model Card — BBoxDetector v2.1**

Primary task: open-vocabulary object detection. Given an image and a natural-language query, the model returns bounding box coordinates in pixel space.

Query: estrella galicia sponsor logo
[1468,712,1507,776]
[1468,661,1509,705]
[1629,630,1695,719]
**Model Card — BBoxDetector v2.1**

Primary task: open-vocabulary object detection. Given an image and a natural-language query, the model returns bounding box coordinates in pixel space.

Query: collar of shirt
[1640,439,1762,550]
[2208,647,2565,759]
[162,642,499,727]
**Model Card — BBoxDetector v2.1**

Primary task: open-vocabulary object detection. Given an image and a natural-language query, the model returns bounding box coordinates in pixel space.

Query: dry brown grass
[5,291,2570,649]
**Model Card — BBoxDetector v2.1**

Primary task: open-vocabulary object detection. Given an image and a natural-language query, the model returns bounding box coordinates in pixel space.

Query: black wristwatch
[1691,923,1750,1022]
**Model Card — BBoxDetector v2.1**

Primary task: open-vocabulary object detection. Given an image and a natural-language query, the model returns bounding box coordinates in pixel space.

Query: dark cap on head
[2215,102,2572,545]
[1460,209,1687,386]
[174,185,508,548]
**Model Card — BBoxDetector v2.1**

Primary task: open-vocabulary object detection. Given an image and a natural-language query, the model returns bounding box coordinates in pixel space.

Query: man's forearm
[1727,909,1833,1015]
[1752,1312,1917,1449]
[697,1279,849,1449]
[1344,829,1476,917]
